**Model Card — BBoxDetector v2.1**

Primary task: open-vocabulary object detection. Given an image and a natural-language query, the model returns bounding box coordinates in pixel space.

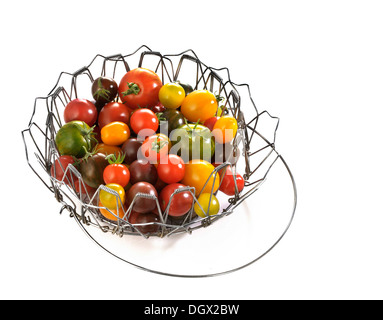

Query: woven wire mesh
[22,45,292,239]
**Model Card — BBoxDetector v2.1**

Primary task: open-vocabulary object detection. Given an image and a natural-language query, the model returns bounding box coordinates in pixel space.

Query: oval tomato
[118,68,162,109]
[64,99,98,127]
[100,183,126,210]
[94,143,124,158]
[101,121,130,146]
[98,102,132,129]
[159,183,193,217]
[180,90,218,123]
[158,82,185,109]
[212,116,238,144]
[194,193,220,218]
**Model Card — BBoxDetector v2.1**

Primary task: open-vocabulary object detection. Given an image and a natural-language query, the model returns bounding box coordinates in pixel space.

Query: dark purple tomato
[91,77,118,107]
[126,182,158,213]
[79,153,109,188]
[121,138,143,164]
[128,210,160,234]
[129,159,158,185]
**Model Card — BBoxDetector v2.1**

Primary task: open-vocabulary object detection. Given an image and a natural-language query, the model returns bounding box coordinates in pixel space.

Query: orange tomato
[180,90,218,123]
[101,121,130,146]
[98,201,126,221]
[212,116,238,144]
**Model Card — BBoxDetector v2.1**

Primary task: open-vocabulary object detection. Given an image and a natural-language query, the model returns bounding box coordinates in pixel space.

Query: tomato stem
[105,153,125,165]
[122,82,140,96]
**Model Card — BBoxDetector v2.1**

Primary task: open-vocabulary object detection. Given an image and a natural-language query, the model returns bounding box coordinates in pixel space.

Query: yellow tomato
[99,183,126,210]
[212,116,238,144]
[194,193,220,218]
[98,201,126,221]
[159,82,185,109]
[180,90,218,123]
[101,121,130,146]
[181,159,220,196]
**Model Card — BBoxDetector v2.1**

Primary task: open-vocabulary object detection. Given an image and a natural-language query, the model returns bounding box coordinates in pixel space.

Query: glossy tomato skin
[98,102,132,129]
[103,163,130,188]
[118,68,162,109]
[140,134,170,164]
[159,183,193,217]
[129,159,158,185]
[204,116,219,131]
[101,121,130,146]
[218,166,245,196]
[129,108,159,137]
[181,159,220,196]
[157,109,186,136]
[64,99,98,127]
[91,77,118,107]
[98,201,126,221]
[100,183,126,210]
[50,155,77,185]
[158,82,185,109]
[128,210,160,234]
[212,116,238,144]
[126,182,158,214]
[94,143,124,158]
[79,153,109,189]
[194,193,220,218]
[180,90,218,123]
[157,154,185,184]
[121,138,143,164]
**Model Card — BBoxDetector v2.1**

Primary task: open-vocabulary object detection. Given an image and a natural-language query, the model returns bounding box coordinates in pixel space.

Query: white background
[1,0,383,300]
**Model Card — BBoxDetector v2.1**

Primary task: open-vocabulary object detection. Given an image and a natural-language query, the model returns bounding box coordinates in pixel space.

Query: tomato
[128,210,160,234]
[103,160,130,188]
[180,90,218,123]
[129,159,158,185]
[78,153,109,188]
[181,159,220,196]
[140,134,170,164]
[98,102,132,129]
[121,138,143,164]
[150,102,166,113]
[177,81,193,96]
[94,143,124,158]
[129,108,159,136]
[55,121,96,158]
[157,154,185,184]
[170,123,215,162]
[194,193,220,218]
[100,183,126,210]
[98,201,126,221]
[126,182,158,214]
[203,116,219,131]
[212,116,238,144]
[101,121,130,146]
[218,166,245,196]
[118,68,162,109]
[158,82,185,109]
[91,77,118,108]
[63,99,98,127]
[157,109,186,136]
[159,183,193,217]
[50,155,77,185]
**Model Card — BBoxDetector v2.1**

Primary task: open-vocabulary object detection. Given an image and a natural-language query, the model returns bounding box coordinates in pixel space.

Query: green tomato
[170,123,215,162]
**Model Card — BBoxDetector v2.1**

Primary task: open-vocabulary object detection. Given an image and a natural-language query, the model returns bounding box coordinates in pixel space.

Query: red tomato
[140,134,170,164]
[103,163,130,188]
[159,183,194,217]
[128,210,160,234]
[129,108,159,136]
[157,154,185,184]
[118,68,162,109]
[219,166,245,196]
[98,102,133,129]
[204,116,219,131]
[64,99,98,127]
[50,155,77,185]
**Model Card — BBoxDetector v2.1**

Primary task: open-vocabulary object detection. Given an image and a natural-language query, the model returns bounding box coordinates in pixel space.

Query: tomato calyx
[72,122,98,156]
[151,136,169,154]
[94,77,112,101]
[122,82,140,96]
[105,152,125,165]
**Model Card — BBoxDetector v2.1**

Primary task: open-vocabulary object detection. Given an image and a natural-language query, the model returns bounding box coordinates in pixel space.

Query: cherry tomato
[204,116,219,131]
[159,183,193,217]
[100,183,126,210]
[98,201,126,221]
[158,82,185,109]
[50,155,77,185]
[98,102,132,129]
[212,116,238,144]
[126,182,158,214]
[129,159,158,185]
[180,90,218,123]
[157,154,185,184]
[194,193,220,218]
[118,68,162,109]
[103,163,130,188]
[64,99,98,127]
[101,121,130,146]
[78,153,109,189]
[129,108,159,136]
[150,102,166,113]
[181,159,220,196]
[94,143,124,158]
[140,134,170,164]
[121,138,143,164]
[91,77,118,107]
[128,211,160,234]
[218,166,245,196]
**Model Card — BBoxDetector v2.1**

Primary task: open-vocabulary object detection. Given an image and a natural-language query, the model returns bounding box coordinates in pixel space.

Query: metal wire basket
[22,45,296,256]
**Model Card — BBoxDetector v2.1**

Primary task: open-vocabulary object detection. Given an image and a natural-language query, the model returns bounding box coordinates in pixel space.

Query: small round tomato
[218,166,245,196]
[128,211,160,234]
[180,90,218,123]
[64,99,98,127]
[94,143,124,158]
[98,201,126,221]
[157,154,185,184]
[121,138,143,164]
[50,155,77,185]
[101,121,130,146]
[194,193,220,218]
[91,77,118,107]
[100,183,126,210]
[140,134,170,164]
[129,108,159,136]
[212,116,238,144]
[129,159,158,185]
[159,183,193,217]
[203,116,219,131]
[159,82,185,109]
[181,159,220,196]
[103,163,130,188]
[126,182,158,214]
[98,102,132,129]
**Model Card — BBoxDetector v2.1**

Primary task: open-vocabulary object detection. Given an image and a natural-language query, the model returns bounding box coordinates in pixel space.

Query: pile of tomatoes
[51,67,245,235]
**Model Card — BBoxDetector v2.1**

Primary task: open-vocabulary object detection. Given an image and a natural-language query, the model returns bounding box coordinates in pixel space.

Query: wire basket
[22,46,297,273]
